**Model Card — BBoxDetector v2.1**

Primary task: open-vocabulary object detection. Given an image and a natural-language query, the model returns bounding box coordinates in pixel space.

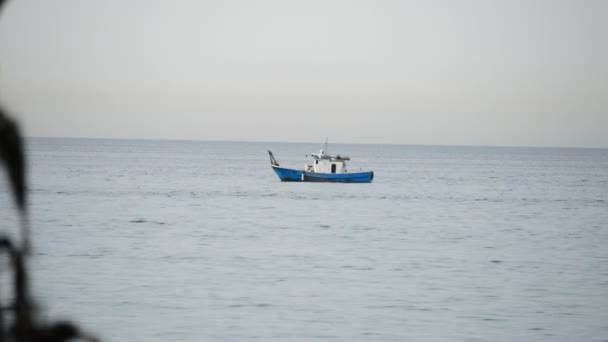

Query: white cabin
[304,149,350,174]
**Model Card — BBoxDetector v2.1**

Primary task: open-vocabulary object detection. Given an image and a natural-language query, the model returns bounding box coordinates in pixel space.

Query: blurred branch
[0,1,98,341]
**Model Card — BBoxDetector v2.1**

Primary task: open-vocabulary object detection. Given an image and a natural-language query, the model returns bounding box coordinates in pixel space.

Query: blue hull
[272,166,374,183]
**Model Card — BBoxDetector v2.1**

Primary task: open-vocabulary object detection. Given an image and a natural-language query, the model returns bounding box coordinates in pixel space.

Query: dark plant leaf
[0,109,26,211]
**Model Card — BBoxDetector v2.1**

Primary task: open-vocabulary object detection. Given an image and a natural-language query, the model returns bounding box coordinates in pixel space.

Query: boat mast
[324,137,328,156]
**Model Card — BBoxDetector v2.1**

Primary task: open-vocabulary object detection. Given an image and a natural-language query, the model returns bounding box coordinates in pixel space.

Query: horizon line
[24,135,608,150]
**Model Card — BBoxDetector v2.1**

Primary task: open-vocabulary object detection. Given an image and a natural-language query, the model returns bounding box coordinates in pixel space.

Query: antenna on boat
[324,137,328,155]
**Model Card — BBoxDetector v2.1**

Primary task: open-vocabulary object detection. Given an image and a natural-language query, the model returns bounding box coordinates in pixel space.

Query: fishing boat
[268,142,374,183]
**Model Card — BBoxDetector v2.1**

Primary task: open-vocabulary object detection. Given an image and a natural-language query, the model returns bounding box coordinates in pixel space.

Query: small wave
[378,195,412,200]
[341,265,373,271]
[251,206,274,210]
[129,219,167,225]
[227,303,271,308]
[262,193,278,197]
[161,255,205,261]
[481,317,503,322]
[67,253,105,259]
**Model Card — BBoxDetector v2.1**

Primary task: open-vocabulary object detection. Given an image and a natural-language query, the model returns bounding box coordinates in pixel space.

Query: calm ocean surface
[1,138,607,341]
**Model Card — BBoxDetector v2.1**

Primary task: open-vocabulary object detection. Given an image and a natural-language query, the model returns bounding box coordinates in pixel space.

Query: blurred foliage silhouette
[1,1,97,340]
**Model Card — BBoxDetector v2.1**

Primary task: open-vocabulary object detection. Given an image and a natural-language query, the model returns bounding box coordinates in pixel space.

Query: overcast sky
[0,0,606,147]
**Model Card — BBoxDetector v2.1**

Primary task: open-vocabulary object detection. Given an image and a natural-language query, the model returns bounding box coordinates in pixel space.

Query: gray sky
[0,0,606,147]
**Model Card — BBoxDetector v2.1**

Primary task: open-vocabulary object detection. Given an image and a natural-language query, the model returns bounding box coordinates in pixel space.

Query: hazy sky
[0,0,606,147]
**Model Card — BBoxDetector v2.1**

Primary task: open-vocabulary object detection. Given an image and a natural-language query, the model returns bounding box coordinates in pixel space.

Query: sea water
[1,138,607,341]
